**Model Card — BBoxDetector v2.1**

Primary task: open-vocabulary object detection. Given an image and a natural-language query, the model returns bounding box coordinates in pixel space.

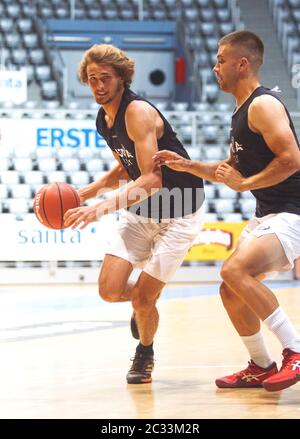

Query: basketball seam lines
[42,185,54,229]
[71,186,80,208]
[56,182,64,230]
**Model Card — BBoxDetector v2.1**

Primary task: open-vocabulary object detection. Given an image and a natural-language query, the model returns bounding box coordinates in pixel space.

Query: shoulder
[248,94,289,133]
[249,94,284,115]
[125,100,159,140]
[125,100,158,132]
[126,100,157,120]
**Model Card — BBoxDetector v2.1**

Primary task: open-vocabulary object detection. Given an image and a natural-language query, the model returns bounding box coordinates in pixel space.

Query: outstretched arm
[153,149,231,182]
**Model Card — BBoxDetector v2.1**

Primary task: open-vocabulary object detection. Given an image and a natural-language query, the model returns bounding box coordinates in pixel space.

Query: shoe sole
[262,374,300,392]
[127,377,152,384]
[215,380,262,389]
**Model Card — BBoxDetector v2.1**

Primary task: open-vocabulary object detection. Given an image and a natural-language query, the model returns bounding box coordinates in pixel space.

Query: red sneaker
[215,360,278,388]
[262,349,300,392]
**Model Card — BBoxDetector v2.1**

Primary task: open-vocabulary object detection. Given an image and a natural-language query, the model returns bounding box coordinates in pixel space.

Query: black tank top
[96,88,204,219]
[231,86,300,217]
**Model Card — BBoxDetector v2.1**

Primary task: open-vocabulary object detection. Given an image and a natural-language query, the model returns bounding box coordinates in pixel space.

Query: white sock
[264,307,300,353]
[241,330,274,368]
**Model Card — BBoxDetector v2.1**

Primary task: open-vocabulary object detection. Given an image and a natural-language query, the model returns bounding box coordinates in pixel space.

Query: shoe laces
[234,360,257,377]
[129,353,154,374]
[280,349,299,371]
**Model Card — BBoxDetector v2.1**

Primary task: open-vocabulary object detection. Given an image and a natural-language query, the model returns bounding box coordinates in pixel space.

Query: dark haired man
[155,31,300,392]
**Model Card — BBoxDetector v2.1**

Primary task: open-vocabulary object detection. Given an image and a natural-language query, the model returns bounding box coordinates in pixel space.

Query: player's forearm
[241,157,300,191]
[79,164,131,201]
[95,172,162,214]
[187,159,228,182]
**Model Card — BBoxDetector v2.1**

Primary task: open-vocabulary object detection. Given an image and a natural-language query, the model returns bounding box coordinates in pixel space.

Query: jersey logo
[271,85,281,93]
[234,141,244,152]
[115,143,134,167]
[230,136,244,164]
[230,139,244,153]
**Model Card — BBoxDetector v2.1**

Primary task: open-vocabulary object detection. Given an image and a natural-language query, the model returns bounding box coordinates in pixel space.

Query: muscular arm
[186,157,232,182]
[64,101,163,228]
[98,101,162,213]
[216,95,300,191]
[154,150,232,182]
[78,154,131,201]
[242,95,300,190]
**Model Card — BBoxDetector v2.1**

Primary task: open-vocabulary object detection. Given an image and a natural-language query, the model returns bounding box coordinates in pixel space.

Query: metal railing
[229,0,242,30]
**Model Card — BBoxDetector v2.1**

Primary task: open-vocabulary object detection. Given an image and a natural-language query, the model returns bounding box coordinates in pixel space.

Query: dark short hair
[219,31,264,68]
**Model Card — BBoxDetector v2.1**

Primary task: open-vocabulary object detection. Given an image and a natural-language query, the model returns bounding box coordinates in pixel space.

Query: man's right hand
[153,150,190,172]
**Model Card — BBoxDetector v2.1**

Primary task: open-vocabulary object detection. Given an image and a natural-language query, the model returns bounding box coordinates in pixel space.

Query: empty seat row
[0,183,32,199]
[209,197,256,215]
[0,156,116,174]
[3,48,46,66]
[1,33,40,49]
[0,101,231,114]
[0,196,256,219]
[0,169,107,187]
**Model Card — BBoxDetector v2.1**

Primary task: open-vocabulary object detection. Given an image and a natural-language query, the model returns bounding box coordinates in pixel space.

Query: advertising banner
[0,217,247,262]
[0,70,27,104]
[185,221,247,261]
[0,214,118,261]
[0,118,107,149]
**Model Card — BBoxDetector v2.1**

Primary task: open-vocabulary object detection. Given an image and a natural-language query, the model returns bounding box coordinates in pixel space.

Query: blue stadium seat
[0,158,10,172]
[223,212,243,222]
[218,185,237,200]
[17,18,33,34]
[10,184,32,199]
[0,184,9,199]
[213,198,236,214]
[46,170,67,183]
[1,171,20,185]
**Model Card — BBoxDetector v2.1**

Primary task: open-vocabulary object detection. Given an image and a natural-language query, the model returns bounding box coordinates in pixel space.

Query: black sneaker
[126,352,154,384]
[130,312,139,340]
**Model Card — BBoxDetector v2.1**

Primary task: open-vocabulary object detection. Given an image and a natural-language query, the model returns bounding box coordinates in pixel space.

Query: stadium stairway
[239,0,298,110]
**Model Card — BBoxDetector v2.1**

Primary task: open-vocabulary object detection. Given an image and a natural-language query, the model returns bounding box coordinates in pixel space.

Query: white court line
[94,365,245,375]
[157,365,245,369]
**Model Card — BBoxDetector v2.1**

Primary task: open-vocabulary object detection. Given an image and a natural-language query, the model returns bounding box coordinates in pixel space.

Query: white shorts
[105,206,205,283]
[238,212,300,276]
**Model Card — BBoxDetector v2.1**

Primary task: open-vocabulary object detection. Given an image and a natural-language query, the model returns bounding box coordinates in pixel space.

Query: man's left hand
[215,163,246,192]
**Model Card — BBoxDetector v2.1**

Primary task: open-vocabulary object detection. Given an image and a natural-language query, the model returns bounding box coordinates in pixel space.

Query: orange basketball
[33,182,80,229]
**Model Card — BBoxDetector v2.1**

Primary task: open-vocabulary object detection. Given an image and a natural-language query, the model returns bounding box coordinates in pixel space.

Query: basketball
[33,182,81,229]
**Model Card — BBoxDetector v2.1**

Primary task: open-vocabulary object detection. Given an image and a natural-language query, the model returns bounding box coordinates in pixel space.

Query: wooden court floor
[0,281,299,419]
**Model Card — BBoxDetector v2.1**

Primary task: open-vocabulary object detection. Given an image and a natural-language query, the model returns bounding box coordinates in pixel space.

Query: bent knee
[132,293,156,313]
[98,281,121,303]
[98,288,117,302]
[220,261,242,286]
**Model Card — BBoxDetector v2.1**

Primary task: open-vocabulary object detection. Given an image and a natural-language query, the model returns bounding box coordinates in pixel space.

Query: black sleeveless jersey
[96,88,204,219]
[231,86,300,217]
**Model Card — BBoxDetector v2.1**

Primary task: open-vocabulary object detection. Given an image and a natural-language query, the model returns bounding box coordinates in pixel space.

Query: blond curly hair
[78,44,135,87]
